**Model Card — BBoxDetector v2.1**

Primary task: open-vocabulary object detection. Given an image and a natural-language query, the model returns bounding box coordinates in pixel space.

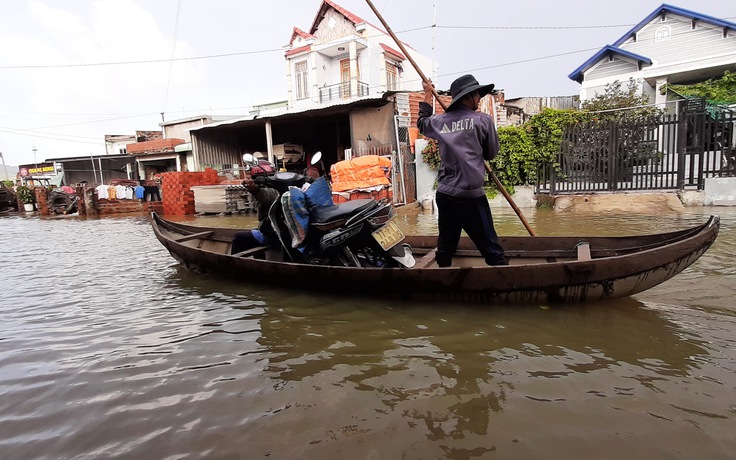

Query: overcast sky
[0,0,734,167]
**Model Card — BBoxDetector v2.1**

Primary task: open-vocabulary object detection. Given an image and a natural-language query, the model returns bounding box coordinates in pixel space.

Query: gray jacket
[253,187,280,239]
[417,101,499,198]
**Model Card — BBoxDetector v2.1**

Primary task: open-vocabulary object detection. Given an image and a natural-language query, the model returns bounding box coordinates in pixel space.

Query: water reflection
[165,270,711,456]
[1,210,734,459]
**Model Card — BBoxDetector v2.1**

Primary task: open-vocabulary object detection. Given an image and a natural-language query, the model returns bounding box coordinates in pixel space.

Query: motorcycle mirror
[310,151,322,165]
[242,153,259,166]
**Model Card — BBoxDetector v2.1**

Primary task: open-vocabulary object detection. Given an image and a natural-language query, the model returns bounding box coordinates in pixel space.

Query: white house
[569,4,736,107]
[284,0,434,111]
[104,135,136,156]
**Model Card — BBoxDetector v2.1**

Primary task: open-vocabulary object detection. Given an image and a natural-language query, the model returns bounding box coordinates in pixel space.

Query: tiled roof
[297,0,422,60]
[380,43,406,61]
[324,0,365,26]
[290,27,316,45]
[285,45,311,57]
[310,0,366,34]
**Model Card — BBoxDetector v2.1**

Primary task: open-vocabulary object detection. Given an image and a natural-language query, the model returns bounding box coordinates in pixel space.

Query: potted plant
[16,185,36,212]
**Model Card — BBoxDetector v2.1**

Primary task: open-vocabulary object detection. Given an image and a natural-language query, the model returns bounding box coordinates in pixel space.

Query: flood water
[1,206,735,459]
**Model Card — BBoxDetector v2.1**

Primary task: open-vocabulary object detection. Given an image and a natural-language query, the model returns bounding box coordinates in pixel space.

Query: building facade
[284,0,434,111]
[569,5,736,107]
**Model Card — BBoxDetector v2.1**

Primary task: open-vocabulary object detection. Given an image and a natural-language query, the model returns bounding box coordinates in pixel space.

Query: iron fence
[319,81,370,103]
[538,108,736,194]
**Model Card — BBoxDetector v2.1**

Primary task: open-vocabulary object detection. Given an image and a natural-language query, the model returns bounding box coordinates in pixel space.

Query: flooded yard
[0,206,734,459]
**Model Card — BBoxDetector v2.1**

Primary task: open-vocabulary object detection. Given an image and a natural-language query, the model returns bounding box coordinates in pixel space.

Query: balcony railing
[319,81,369,103]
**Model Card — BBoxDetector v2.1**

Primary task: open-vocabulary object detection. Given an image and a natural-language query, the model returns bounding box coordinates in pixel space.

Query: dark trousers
[231,230,261,254]
[232,230,278,254]
[435,191,505,267]
[144,186,161,201]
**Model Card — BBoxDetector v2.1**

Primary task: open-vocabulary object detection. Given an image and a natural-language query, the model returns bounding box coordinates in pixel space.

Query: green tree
[423,79,665,192]
[664,70,736,105]
[581,78,663,122]
[489,108,586,193]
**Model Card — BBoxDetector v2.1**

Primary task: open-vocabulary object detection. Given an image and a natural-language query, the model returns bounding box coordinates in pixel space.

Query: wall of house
[364,39,388,95]
[287,51,321,111]
[580,83,609,102]
[621,15,735,68]
[105,136,135,155]
[349,103,396,155]
[361,30,434,95]
[163,119,208,142]
[579,12,736,103]
[313,9,355,42]
[386,44,433,93]
[286,11,434,109]
[191,130,241,171]
[587,57,640,81]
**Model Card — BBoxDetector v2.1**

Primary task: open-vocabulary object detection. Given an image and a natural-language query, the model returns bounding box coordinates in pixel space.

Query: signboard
[19,163,55,177]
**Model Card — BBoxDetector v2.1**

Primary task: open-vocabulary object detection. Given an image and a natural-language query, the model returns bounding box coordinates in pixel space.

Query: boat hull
[151,213,719,304]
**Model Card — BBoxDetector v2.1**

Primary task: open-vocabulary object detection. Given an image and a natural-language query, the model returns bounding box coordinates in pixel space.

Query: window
[340,59,351,98]
[386,61,398,91]
[295,61,309,100]
[119,148,127,154]
[655,26,671,41]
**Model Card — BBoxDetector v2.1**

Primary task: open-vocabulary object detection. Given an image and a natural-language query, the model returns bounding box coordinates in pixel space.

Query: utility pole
[0,151,8,182]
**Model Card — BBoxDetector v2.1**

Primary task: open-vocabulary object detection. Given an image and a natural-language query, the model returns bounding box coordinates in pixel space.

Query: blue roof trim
[570,4,736,83]
[568,46,652,83]
[613,3,736,47]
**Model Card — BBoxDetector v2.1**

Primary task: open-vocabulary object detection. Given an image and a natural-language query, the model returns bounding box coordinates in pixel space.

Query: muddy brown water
[1,207,735,459]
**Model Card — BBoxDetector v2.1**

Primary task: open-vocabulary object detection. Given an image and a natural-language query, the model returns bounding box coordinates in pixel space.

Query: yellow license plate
[372,220,405,251]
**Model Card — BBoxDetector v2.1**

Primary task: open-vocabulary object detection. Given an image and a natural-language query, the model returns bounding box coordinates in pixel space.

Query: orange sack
[330,155,392,193]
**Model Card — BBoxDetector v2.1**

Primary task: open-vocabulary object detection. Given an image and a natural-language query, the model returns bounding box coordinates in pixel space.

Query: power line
[28,112,161,130]
[0,20,657,70]
[0,127,104,144]
[436,24,635,30]
[3,15,733,71]
[0,48,284,69]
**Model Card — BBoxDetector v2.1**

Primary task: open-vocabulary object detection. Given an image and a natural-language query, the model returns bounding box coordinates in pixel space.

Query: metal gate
[342,115,416,205]
[539,106,736,194]
[393,115,416,205]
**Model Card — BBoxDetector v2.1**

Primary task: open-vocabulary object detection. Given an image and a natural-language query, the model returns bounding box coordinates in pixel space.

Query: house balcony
[319,81,369,104]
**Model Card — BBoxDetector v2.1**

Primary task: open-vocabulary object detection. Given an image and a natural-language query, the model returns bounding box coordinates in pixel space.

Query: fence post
[676,114,687,190]
[608,122,617,191]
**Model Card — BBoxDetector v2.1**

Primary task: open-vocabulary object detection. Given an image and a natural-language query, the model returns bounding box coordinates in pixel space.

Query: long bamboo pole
[364,0,536,237]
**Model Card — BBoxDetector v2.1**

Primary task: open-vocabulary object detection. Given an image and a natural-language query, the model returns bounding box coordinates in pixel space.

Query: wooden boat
[151,212,719,303]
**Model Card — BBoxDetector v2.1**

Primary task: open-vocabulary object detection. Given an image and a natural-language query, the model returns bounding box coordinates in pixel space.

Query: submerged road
[1,207,734,459]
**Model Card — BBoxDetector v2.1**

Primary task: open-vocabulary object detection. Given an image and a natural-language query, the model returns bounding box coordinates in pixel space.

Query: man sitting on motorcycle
[231,177,280,254]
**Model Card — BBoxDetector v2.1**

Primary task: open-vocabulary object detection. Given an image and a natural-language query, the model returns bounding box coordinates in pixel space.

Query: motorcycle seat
[310,199,377,227]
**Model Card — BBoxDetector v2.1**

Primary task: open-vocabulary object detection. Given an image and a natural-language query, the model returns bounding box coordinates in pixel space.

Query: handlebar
[251,171,313,194]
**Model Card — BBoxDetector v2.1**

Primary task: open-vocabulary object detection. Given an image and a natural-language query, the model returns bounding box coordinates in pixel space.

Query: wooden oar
[364,0,537,237]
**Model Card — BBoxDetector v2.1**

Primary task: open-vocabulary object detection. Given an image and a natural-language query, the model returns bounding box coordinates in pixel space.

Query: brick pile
[161,168,220,215]
[127,138,184,155]
[97,200,163,215]
[34,187,49,215]
[333,187,393,204]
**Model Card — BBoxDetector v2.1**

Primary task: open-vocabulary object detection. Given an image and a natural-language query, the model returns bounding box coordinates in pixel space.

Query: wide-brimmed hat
[447,74,495,110]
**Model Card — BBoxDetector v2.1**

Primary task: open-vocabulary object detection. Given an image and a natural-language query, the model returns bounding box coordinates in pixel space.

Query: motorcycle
[242,152,415,268]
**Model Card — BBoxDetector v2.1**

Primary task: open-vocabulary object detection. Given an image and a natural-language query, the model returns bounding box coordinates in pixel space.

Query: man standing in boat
[417,74,507,266]
[231,177,280,254]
